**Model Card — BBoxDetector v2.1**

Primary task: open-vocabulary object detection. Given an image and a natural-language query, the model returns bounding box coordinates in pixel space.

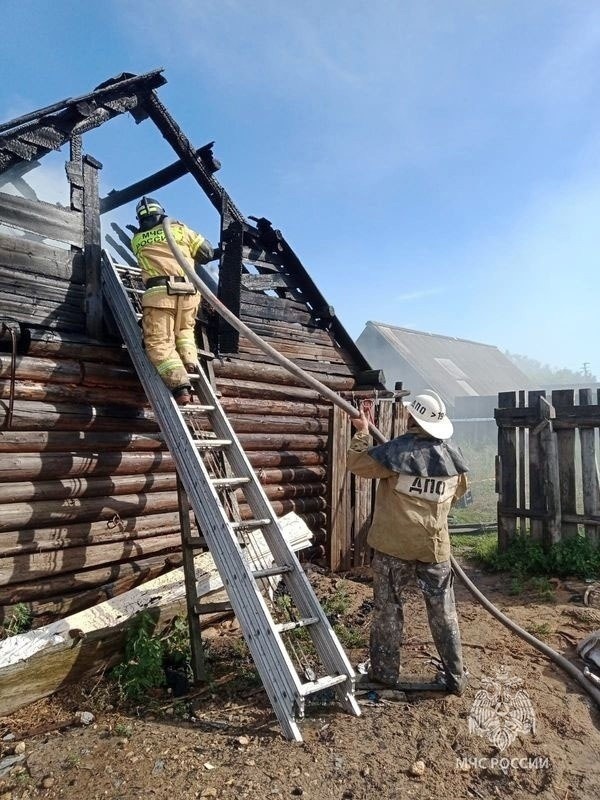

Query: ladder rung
[300,674,348,697]
[180,404,215,413]
[194,438,232,449]
[183,536,206,550]
[124,286,144,295]
[212,476,250,488]
[252,564,292,579]
[276,616,318,634]
[231,518,272,531]
[115,264,142,274]
[194,600,233,615]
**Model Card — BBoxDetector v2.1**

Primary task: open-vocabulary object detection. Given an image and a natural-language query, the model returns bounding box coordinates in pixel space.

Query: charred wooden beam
[0,70,166,174]
[99,143,220,214]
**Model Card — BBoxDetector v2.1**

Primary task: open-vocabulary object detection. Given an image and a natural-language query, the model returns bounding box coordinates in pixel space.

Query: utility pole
[582,362,591,378]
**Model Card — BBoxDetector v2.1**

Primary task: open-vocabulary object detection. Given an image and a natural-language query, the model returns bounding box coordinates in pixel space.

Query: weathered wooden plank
[238,339,348,365]
[83,155,103,338]
[220,396,329,418]
[0,300,85,331]
[538,396,562,547]
[552,390,578,539]
[0,192,83,247]
[527,390,546,543]
[225,351,355,378]
[240,302,313,326]
[0,234,83,282]
[352,473,372,568]
[496,405,600,426]
[497,391,517,551]
[214,358,355,390]
[327,405,351,571]
[241,274,290,291]
[0,268,85,304]
[579,388,600,545]
[518,391,526,536]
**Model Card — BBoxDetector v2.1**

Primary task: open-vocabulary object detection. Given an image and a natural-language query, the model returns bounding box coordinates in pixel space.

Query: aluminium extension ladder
[100,251,360,741]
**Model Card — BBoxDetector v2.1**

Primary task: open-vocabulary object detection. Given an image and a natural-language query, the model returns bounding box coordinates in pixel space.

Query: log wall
[0,321,378,626]
[0,194,85,333]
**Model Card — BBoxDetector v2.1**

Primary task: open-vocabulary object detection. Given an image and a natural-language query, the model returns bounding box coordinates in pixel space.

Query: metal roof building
[356,321,530,413]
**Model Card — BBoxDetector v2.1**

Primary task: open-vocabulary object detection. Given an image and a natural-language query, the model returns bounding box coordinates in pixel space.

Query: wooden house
[0,70,393,628]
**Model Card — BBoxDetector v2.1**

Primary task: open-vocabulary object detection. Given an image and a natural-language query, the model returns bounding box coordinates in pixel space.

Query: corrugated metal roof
[359,321,530,400]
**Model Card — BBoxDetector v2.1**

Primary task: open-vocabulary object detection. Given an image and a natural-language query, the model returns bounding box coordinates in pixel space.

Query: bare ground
[1,562,599,800]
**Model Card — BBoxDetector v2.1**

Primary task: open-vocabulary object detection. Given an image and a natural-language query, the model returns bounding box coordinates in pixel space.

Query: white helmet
[406,390,453,440]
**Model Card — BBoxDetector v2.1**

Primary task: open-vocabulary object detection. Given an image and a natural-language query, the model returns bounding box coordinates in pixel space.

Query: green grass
[453,530,600,582]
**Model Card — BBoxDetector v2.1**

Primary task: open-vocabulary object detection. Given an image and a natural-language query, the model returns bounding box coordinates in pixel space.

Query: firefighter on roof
[131,197,215,405]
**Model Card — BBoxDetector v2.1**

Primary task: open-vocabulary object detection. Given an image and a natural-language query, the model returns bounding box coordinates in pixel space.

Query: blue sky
[2,0,600,375]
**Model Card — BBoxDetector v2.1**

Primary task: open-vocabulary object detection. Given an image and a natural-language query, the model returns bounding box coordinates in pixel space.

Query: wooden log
[497,391,517,552]
[220,396,329,418]
[0,472,179,504]
[238,433,328,451]
[579,388,600,546]
[231,414,328,435]
[0,513,312,715]
[0,510,186,555]
[327,405,351,571]
[552,390,578,539]
[19,329,127,365]
[247,450,326,468]
[260,482,327,502]
[228,350,355,378]
[0,554,177,613]
[0,399,158,432]
[0,379,146,408]
[0,490,184,533]
[0,532,183,586]
[1,555,173,625]
[240,301,312,326]
[254,466,327,484]
[217,377,322,402]
[214,358,355,390]
[0,192,84,247]
[0,354,139,389]
[0,451,175,483]
[0,233,83,282]
[0,431,165,454]
[239,288,309,313]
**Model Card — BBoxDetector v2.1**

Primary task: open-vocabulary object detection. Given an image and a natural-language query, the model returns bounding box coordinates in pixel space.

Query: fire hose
[162,216,600,708]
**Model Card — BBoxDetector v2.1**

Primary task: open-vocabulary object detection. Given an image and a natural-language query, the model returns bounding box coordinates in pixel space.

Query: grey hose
[163,217,600,708]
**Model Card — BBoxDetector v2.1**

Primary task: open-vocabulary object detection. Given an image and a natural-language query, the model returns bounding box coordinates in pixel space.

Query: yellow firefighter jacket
[347,431,468,563]
[131,221,207,285]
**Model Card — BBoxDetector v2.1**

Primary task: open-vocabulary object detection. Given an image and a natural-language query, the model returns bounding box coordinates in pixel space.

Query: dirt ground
[1,561,599,800]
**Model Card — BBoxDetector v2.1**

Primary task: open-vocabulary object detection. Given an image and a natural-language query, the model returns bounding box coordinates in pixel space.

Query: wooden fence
[495,389,600,551]
[327,398,407,571]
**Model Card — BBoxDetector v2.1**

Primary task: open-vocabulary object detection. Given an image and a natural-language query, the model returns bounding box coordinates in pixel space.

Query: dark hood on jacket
[367,433,469,477]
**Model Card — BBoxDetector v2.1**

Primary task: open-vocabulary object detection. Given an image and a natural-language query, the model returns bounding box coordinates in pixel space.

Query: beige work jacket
[347,431,468,563]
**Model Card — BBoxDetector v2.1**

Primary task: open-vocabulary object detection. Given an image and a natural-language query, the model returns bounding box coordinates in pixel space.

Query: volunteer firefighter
[131,197,215,405]
[346,391,469,695]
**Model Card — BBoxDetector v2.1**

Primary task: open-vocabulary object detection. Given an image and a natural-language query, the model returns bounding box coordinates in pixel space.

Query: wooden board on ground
[0,512,312,717]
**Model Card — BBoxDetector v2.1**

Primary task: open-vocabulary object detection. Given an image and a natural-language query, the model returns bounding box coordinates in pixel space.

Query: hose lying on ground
[162,216,600,709]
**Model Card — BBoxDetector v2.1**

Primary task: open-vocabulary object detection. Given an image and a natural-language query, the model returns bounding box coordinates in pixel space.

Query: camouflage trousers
[370,550,464,689]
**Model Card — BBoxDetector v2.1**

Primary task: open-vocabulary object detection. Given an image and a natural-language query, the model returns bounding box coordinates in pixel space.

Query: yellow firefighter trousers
[141,289,200,391]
